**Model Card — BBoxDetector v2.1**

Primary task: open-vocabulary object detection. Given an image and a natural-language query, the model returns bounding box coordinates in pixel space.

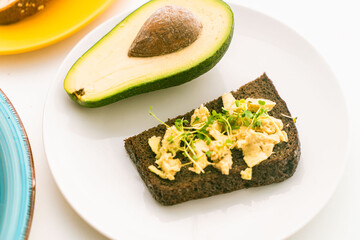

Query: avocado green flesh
[64,0,234,107]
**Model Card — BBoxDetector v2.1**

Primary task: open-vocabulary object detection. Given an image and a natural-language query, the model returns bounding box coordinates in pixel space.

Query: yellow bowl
[0,0,115,55]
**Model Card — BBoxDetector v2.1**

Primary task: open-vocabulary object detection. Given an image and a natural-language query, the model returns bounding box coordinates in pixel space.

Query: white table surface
[1,0,359,239]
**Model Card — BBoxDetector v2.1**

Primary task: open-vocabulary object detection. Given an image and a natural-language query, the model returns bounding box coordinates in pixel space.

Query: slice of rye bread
[125,73,300,205]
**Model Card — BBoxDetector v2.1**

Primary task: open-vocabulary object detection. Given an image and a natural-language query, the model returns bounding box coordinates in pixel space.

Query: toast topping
[148,136,161,155]
[148,93,287,180]
[240,167,252,180]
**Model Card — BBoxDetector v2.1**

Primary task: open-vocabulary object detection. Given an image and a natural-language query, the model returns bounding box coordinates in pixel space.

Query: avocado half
[64,0,234,107]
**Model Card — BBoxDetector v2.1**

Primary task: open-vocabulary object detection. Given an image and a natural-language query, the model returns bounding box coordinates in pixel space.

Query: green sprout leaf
[175,119,182,131]
[167,135,174,144]
[205,151,213,157]
[258,100,266,106]
[222,107,229,114]
[243,119,250,127]
[254,120,262,128]
[242,110,253,119]
[226,139,233,146]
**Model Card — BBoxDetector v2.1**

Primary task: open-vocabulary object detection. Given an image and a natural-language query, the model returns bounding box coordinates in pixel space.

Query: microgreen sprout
[193,116,200,123]
[281,113,298,123]
[258,100,266,106]
[149,106,179,136]
[183,148,205,173]
[247,106,262,130]
[225,139,233,146]
[167,135,174,144]
[205,151,213,157]
[242,110,253,119]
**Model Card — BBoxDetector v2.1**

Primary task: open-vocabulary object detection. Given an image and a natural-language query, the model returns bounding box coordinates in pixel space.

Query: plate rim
[42,2,350,239]
[0,89,36,239]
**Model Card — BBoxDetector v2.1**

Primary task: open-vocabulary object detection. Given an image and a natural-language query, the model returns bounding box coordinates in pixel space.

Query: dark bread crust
[0,0,50,25]
[125,73,300,205]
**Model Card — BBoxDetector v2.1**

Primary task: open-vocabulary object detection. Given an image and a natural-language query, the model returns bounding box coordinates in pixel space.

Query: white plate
[43,3,348,239]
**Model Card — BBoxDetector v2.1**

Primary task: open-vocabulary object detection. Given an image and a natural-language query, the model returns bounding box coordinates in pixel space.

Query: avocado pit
[128,5,202,57]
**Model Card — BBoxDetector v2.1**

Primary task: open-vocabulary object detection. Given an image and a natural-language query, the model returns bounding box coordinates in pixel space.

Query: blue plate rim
[0,89,35,240]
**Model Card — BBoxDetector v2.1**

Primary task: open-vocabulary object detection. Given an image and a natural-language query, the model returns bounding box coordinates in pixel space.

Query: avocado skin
[66,1,234,108]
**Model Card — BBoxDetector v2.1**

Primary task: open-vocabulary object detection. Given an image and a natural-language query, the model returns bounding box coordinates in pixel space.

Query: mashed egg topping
[148,93,288,180]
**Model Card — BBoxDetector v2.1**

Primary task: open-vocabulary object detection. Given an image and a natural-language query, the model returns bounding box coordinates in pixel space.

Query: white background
[1,0,359,239]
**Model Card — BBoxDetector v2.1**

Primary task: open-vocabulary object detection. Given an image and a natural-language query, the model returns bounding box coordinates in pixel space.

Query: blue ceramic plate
[0,90,35,240]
